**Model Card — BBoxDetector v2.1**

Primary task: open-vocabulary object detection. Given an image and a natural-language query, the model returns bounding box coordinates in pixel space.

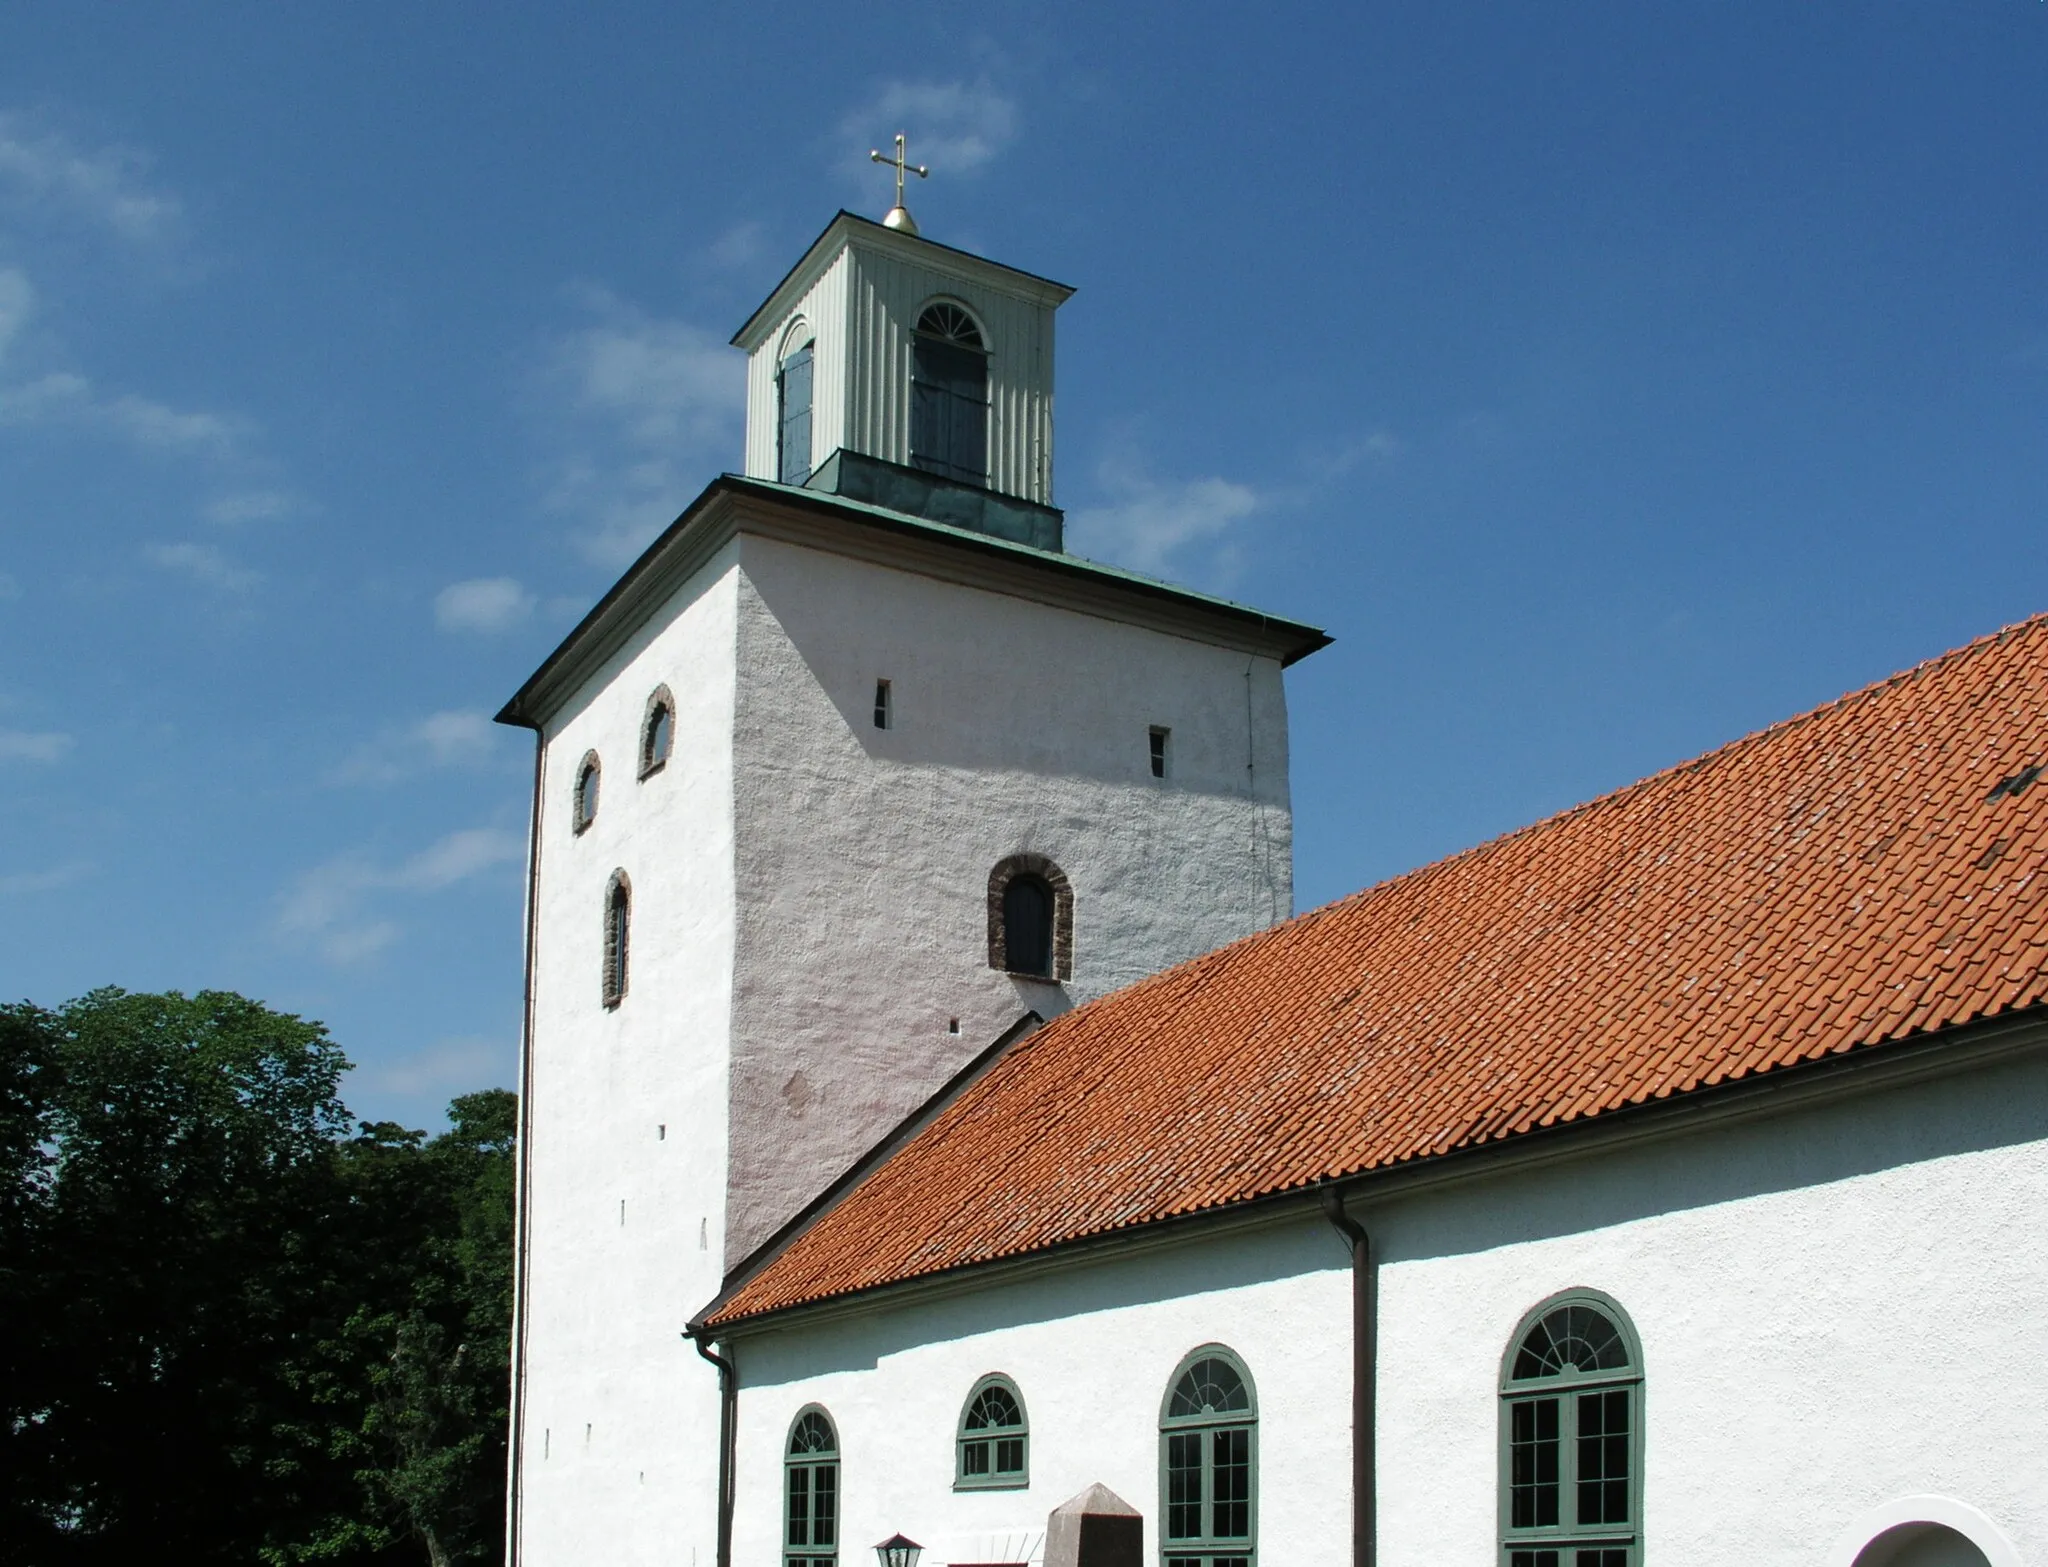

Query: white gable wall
[512,545,741,1567]
[724,1045,2048,1567]
[724,529,1294,1263]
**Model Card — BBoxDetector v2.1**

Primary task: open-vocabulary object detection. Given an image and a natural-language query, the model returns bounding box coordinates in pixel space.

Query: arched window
[910,300,987,486]
[1160,1346,1257,1567]
[1499,1291,1643,1567]
[640,686,674,778]
[785,1406,838,1567]
[573,751,601,833]
[986,855,1073,980]
[778,332,814,486]
[602,871,630,1008]
[956,1374,1028,1490]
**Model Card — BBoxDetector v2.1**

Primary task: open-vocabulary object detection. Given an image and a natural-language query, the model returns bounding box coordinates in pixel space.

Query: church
[493,184,2047,1567]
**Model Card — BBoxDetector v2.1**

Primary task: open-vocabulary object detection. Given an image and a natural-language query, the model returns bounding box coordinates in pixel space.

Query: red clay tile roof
[705,618,2048,1328]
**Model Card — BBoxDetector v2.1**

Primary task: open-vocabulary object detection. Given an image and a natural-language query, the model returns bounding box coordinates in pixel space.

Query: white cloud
[143,540,260,592]
[279,826,525,965]
[0,860,92,896]
[203,488,297,525]
[839,80,1020,181]
[0,112,182,242]
[0,728,74,763]
[540,291,742,565]
[329,709,502,786]
[360,1035,514,1097]
[1068,459,1262,577]
[0,368,241,457]
[435,575,536,633]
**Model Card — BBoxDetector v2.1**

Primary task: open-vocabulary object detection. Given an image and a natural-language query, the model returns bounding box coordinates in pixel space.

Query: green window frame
[1158,1345,1257,1567]
[785,1405,839,1567]
[955,1374,1029,1490]
[1498,1290,1644,1567]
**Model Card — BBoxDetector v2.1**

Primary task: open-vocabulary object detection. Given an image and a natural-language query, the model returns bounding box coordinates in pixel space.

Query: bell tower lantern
[730,208,1075,548]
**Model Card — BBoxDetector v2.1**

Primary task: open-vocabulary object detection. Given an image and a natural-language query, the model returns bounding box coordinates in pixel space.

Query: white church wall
[513,544,743,1567]
[1371,1043,2048,1567]
[723,530,1295,1262]
[722,1044,2048,1567]
[730,1218,1354,1567]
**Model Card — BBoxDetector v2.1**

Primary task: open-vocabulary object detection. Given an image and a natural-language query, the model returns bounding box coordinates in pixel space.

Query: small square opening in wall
[874,678,892,730]
[1149,726,1170,779]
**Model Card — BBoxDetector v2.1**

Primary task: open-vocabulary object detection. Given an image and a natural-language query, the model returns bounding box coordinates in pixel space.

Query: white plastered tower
[497,210,1328,1567]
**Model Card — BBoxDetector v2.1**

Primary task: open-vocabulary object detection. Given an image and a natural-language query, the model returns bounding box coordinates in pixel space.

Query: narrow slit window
[574,752,601,833]
[874,679,892,730]
[602,872,631,1008]
[1150,726,1170,779]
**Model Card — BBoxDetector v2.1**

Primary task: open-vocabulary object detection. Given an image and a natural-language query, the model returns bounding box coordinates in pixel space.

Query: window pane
[1170,1357,1250,1418]
[962,1439,989,1476]
[648,706,672,765]
[1211,1427,1250,1540]
[1509,1397,1560,1529]
[812,1464,836,1546]
[1575,1552,1628,1567]
[1575,1390,1630,1525]
[1510,1553,1561,1567]
[995,1436,1025,1473]
[1003,876,1052,975]
[1166,1431,1203,1540]
[787,1467,809,1546]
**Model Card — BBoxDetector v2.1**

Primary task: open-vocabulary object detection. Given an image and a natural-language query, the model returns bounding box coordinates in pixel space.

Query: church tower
[497,194,1326,1566]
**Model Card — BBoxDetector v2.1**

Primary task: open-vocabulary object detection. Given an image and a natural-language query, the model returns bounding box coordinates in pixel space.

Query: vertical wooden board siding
[844,244,1056,502]
[746,236,1060,502]
[743,250,850,483]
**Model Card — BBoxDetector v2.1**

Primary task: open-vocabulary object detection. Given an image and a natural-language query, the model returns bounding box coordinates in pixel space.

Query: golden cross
[869,133,928,211]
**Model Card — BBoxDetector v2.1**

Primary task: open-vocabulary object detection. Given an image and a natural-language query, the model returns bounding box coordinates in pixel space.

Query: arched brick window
[986,854,1072,980]
[573,751,601,833]
[602,870,631,1008]
[640,685,675,779]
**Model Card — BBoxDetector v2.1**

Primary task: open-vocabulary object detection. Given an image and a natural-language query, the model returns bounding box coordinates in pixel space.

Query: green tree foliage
[0,991,514,1567]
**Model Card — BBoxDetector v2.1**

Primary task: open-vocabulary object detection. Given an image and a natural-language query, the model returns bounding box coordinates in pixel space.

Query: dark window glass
[874,679,891,730]
[1170,1357,1251,1418]
[1211,1427,1250,1539]
[576,760,600,830]
[1510,1554,1561,1567]
[910,305,987,486]
[1575,1390,1630,1525]
[1510,1397,1561,1528]
[778,344,814,486]
[1513,1305,1630,1380]
[1150,727,1169,779]
[1165,1431,1203,1541]
[1003,874,1053,976]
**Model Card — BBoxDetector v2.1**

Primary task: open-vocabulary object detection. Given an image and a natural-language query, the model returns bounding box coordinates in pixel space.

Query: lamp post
[874,1533,923,1567]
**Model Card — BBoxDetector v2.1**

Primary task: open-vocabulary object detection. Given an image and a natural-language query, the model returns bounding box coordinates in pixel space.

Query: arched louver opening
[910,301,988,486]
[778,335,814,486]
[602,871,631,1008]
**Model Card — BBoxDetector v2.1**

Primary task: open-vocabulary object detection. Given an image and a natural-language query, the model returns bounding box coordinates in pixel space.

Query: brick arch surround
[986,854,1073,981]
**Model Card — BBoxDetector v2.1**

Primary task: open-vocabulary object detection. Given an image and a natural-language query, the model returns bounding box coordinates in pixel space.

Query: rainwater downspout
[1319,1187,1375,1567]
[692,1332,737,1567]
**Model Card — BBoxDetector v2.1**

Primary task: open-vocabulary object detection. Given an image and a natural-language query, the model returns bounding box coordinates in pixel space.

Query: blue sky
[2,3,2044,1127]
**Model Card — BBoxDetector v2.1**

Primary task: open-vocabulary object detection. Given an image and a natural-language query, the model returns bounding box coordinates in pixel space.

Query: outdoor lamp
[874,1533,923,1567]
